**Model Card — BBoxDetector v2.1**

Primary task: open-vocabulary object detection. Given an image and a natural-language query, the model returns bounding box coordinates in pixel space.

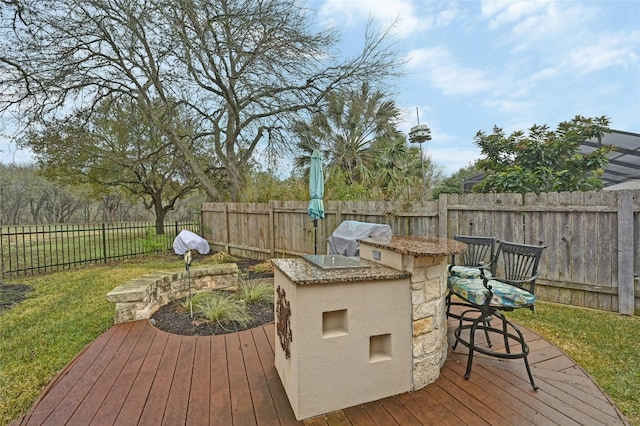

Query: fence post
[438,194,448,238]
[223,203,230,253]
[102,223,108,264]
[269,201,275,258]
[618,190,634,315]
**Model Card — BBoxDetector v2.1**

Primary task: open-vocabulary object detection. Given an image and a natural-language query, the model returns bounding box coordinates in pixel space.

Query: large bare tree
[0,0,402,201]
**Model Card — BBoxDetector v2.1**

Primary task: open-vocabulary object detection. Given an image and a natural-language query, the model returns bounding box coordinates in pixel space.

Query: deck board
[69,319,146,424]
[24,324,122,426]
[164,337,196,425]
[114,329,169,425]
[186,337,212,425]
[138,333,182,425]
[91,319,157,425]
[209,334,233,425]
[13,309,629,426]
[226,332,258,426]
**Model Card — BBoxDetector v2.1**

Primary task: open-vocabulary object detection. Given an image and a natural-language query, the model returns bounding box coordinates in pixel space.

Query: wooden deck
[13,313,629,425]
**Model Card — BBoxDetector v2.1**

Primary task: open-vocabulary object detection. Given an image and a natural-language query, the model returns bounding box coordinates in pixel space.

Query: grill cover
[327,221,392,256]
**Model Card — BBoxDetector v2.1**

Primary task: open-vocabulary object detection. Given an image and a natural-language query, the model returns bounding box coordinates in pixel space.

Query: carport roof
[580,129,640,187]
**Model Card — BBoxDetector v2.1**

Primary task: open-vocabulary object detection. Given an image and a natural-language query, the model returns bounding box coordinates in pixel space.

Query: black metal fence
[0,221,201,278]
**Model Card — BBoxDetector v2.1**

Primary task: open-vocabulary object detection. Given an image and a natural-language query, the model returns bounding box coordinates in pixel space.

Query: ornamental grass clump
[247,261,273,275]
[238,279,273,305]
[190,292,253,328]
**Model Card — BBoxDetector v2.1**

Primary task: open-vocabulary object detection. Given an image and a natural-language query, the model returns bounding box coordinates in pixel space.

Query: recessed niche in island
[369,333,392,363]
[322,309,348,338]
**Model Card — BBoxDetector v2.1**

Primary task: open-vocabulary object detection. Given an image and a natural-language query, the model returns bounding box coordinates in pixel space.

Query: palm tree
[293,82,402,189]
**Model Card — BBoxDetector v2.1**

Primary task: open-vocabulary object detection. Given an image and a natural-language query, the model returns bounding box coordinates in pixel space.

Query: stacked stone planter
[106,263,239,324]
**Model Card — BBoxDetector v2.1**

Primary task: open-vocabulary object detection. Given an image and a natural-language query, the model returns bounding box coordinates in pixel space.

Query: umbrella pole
[314,219,318,254]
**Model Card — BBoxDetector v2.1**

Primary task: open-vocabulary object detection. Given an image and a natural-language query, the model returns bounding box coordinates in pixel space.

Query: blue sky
[313,0,640,174]
[2,0,639,176]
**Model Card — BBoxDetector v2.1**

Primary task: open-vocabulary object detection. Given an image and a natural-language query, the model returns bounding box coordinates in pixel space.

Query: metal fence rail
[0,221,201,278]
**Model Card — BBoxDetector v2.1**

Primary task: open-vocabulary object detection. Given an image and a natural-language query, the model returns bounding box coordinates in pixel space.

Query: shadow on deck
[12,311,629,425]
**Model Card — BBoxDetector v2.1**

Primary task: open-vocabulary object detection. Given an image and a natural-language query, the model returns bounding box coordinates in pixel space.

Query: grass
[182,277,274,328]
[246,260,274,275]
[507,302,640,425]
[190,292,253,328]
[0,256,637,425]
[238,279,274,305]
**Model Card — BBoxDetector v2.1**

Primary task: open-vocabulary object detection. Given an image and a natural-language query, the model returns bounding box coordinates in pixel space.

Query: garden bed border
[106,263,239,324]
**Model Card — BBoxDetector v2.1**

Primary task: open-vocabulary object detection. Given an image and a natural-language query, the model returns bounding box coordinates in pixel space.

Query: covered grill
[327,221,392,257]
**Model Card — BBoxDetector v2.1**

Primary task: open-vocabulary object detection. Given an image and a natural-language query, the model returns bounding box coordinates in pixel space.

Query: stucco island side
[271,236,465,421]
[358,236,467,391]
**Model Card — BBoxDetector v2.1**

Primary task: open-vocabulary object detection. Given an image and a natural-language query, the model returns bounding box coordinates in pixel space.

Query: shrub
[141,227,170,254]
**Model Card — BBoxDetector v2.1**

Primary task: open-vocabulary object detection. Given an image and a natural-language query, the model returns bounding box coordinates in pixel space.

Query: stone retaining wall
[106,263,239,324]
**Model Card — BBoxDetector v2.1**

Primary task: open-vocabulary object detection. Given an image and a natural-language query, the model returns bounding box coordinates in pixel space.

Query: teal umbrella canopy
[308,149,325,220]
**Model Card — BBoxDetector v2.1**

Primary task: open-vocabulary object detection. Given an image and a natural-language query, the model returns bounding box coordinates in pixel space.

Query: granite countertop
[271,257,410,286]
[359,236,467,257]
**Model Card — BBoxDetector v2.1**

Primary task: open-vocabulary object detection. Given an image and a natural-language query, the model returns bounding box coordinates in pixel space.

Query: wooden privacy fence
[201,190,639,316]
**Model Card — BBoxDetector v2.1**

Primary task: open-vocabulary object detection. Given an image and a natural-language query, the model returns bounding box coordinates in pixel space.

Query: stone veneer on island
[359,236,467,390]
[271,236,466,421]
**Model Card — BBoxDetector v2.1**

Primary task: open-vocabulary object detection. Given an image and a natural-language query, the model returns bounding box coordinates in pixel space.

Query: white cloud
[479,0,597,56]
[481,0,553,30]
[406,47,493,95]
[318,0,422,36]
[482,98,534,116]
[316,0,463,38]
[429,146,480,175]
[435,8,459,27]
[563,31,640,75]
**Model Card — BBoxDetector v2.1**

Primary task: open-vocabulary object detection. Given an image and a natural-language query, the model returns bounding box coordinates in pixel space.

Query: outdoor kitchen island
[271,236,466,421]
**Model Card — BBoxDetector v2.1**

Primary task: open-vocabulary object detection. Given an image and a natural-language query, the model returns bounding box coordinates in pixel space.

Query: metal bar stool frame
[451,241,545,390]
[446,235,498,321]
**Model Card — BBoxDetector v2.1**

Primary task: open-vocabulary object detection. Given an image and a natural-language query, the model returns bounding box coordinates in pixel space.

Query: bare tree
[0,163,30,225]
[1,0,402,201]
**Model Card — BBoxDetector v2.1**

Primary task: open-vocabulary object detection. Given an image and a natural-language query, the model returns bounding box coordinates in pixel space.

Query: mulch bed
[150,257,274,336]
[0,284,33,315]
[150,299,274,336]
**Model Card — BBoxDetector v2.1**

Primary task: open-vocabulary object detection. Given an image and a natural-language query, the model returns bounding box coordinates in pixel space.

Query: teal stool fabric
[448,277,536,309]
[448,265,492,279]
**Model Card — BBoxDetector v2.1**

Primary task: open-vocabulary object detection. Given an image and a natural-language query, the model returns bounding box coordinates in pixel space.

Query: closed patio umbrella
[308,149,325,254]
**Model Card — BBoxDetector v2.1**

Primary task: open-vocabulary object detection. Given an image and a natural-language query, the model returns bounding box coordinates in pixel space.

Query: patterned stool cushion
[449,277,536,309]
[448,265,492,279]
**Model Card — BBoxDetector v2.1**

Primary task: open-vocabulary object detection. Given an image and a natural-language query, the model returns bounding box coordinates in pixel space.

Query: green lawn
[1,257,638,425]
